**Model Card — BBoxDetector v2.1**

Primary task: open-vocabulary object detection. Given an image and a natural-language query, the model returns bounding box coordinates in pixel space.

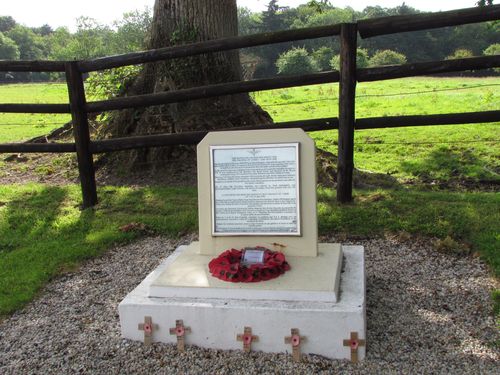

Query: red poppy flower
[208,247,291,283]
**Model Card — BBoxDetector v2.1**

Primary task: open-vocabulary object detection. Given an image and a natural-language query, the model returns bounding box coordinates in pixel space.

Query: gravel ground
[0,235,498,374]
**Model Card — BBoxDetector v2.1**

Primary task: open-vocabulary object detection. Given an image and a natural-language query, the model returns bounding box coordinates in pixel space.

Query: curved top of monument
[197,128,314,149]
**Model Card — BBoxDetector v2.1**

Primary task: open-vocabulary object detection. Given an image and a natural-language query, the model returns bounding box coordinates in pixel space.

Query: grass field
[0,77,499,317]
[0,83,70,143]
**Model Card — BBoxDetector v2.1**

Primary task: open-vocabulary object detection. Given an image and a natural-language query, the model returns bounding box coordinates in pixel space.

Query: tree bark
[105,0,272,169]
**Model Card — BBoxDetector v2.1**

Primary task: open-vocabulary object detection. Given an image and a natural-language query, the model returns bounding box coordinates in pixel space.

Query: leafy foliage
[329,48,370,70]
[446,48,474,60]
[0,32,19,60]
[86,66,142,99]
[0,16,16,33]
[483,43,500,56]
[0,8,151,83]
[111,9,152,54]
[312,46,334,71]
[276,47,319,75]
[6,25,45,60]
[369,49,407,66]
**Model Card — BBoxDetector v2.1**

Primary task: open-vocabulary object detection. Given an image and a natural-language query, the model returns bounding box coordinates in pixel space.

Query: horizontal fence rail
[358,55,500,82]
[3,110,496,154]
[78,24,342,72]
[0,103,70,114]
[356,111,500,129]
[0,142,76,153]
[0,5,499,207]
[86,71,340,113]
[358,4,500,38]
[90,118,339,153]
[0,60,66,72]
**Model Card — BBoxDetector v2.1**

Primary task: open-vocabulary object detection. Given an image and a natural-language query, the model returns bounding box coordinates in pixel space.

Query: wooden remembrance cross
[343,331,366,363]
[138,316,159,346]
[169,320,191,352]
[284,328,305,362]
[237,327,259,352]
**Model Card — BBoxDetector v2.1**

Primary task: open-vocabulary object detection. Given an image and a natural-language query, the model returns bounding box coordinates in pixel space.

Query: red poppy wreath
[208,247,291,283]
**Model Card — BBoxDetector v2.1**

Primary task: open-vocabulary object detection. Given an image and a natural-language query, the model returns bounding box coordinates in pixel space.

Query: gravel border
[0,235,498,374]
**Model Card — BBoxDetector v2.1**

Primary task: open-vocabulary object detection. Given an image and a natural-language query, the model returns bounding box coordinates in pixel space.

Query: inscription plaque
[210,143,300,236]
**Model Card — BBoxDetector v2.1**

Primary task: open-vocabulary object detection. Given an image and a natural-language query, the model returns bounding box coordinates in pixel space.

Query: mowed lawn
[0,83,71,143]
[0,77,499,317]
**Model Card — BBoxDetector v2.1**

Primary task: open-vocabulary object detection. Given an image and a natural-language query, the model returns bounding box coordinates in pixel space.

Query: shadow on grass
[400,145,500,187]
[0,186,83,315]
[316,147,400,189]
[0,184,198,316]
[0,186,68,254]
[317,188,500,276]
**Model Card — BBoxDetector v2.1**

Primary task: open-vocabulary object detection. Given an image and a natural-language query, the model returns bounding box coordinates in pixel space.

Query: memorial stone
[197,129,318,257]
[119,128,366,361]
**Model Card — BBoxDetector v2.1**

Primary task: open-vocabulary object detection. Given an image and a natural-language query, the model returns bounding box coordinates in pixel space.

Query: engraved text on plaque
[210,143,300,236]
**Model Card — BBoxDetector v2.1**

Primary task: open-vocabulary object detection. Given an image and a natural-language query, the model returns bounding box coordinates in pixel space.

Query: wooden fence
[1,5,499,207]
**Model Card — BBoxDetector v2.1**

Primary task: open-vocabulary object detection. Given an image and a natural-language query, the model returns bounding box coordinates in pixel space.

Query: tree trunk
[105,0,272,169]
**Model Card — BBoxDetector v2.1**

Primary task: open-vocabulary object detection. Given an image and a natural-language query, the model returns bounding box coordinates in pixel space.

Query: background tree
[5,25,47,81]
[237,7,262,36]
[355,48,370,68]
[31,24,53,37]
[6,25,44,60]
[483,43,500,55]
[254,0,291,77]
[330,48,369,70]
[445,48,474,60]
[0,32,19,60]
[369,49,407,66]
[111,9,152,54]
[312,46,334,71]
[483,43,500,72]
[0,16,16,33]
[276,47,319,75]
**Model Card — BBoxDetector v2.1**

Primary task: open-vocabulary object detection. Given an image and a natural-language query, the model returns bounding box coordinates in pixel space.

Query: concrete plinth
[149,242,343,303]
[118,245,366,360]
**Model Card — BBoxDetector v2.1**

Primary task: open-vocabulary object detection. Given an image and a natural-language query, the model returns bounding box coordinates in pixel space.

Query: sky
[1,0,481,31]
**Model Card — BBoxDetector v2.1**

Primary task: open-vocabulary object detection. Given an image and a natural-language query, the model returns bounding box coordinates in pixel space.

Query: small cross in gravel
[285,328,305,362]
[237,327,259,352]
[343,331,365,363]
[138,316,158,346]
[169,320,191,352]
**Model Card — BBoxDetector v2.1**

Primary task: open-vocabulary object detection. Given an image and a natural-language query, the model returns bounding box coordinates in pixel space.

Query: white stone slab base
[118,245,366,361]
[149,242,343,303]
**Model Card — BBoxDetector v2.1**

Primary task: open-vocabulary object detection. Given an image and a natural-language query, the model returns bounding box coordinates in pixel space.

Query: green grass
[0,184,498,317]
[0,184,197,316]
[254,77,499,120]
[0,83,70,143]
[254,77,500,185]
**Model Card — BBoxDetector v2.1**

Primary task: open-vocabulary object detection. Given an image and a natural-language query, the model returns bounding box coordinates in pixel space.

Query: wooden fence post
[65,62,98,208]
[337,23,357,203]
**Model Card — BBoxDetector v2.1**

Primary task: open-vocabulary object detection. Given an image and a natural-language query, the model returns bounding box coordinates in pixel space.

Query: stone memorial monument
[119,128,366,361]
